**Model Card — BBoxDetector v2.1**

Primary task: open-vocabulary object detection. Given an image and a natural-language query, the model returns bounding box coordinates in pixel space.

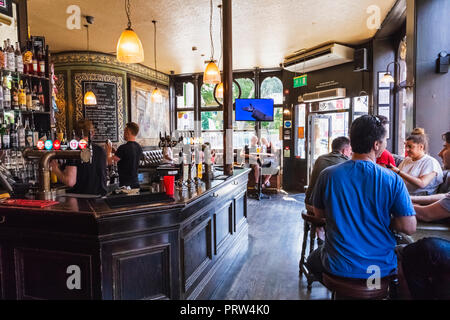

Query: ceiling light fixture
[151,20,162,103]
[83,22,97,106]
[203,0,221,84]
[116,0,144,64]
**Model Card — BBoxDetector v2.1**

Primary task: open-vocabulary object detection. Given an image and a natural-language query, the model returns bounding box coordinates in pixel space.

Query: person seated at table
[106,122,143,189]
[414,192,450,222]
[399,237,450,299]
[389,128,443,196]
[411,131,450,206]
[260,137,277,188]
[375,116,397,168]
[306,115,416,282]
[50,119,107,196]
[242,135,261,185]
[305,136,352,206]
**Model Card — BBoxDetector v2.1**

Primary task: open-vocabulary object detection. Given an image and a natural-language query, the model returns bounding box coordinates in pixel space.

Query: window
[235,78,255,99]
[261,76,283,105]
[201,111,223,130]
[202,131,223,150]
[201,83,219,108]
[177,111,194,131]
[177,82,194,109]
[261,107,283,150]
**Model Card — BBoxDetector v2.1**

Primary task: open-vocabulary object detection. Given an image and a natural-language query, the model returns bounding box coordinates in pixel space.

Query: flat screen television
[235,99,274,121]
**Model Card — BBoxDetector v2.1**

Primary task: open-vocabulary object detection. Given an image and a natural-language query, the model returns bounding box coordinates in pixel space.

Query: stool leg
[309,225,316,256]
[299,221,310,277]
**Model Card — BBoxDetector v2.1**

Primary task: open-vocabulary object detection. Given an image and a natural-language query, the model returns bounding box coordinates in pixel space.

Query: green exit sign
[294,75,307,88]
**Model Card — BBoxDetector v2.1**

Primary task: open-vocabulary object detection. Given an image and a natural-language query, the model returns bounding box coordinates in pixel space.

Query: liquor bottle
[17,115,26,149]
[0,76,3,109]
[32,85,39,111]
[23,41,33,75]
[1,118,10,150]
[38,128,47,142]
[38,48,45,77]
[15,42,24,73]
[11,81,19,110]
[18,80,27,111]
[3,75,11,110]
[31,46,38,76]
[0,46,5,70]
[6,39,16,72]
[10,120,18,150]
[25,80,32,110]
[2,41,8,70]
[38,81,45,111]
[25,119,33,148]
[31,120,39,146]
[60,129,68,150]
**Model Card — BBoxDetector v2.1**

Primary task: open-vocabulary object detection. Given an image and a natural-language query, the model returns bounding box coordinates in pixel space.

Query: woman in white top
[390,128,443,195]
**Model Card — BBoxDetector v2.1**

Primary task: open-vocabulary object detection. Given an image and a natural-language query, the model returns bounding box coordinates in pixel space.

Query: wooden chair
[299,204,326,289]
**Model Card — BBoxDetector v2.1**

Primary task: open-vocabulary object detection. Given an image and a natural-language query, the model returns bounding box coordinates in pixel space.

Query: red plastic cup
[163,176,175,196]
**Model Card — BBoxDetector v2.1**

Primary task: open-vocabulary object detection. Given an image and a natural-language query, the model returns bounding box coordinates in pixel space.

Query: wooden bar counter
[0,169,250,300]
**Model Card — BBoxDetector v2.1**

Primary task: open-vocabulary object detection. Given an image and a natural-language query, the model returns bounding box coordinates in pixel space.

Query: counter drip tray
[105,193,175,209]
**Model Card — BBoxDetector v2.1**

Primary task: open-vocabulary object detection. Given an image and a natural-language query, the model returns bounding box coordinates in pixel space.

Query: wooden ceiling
[27,0,397,74]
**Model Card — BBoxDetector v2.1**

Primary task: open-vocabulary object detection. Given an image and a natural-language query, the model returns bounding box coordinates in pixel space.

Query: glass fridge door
[308,115,332,183]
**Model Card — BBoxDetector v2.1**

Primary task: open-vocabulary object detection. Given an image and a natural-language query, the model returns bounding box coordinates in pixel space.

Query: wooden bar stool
[299,205,326,289]
[322,272,399,300]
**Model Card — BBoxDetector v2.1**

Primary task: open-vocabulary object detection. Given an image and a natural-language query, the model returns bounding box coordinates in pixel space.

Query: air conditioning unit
[299,88,346,103]
[284,43,355,73]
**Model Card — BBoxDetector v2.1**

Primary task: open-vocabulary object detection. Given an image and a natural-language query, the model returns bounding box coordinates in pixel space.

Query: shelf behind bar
[1,69,50,81]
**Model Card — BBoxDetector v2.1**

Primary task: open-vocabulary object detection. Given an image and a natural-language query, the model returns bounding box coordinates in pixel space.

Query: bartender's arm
[50,160,77,187]
[106,143,120,165]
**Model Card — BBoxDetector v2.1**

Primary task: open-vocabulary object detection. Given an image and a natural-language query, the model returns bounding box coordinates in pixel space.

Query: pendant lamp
[151,20,163,103]
[215,82,224,99]
[203,0,221,84]
[116,0,144,64]
[83,23,97,106]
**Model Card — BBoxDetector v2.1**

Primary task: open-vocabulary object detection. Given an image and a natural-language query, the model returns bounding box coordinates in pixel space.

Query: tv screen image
[235,99,274,121]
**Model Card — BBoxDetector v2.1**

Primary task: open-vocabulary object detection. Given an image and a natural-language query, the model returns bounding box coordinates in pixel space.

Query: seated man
[306,115,416,282]
[305,136,352,206]
[414,192,450,222]
[400,237,450,299]
[411,131,450,206]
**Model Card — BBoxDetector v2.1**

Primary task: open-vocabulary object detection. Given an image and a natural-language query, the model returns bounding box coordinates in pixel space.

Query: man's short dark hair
[350,115,387,154]
[126,122,139,136]
[443,132,450,144]
[331,136,350,152]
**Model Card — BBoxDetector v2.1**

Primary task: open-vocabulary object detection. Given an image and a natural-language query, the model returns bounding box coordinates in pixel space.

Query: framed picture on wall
[0,0,13,18]
[130,79,170,147]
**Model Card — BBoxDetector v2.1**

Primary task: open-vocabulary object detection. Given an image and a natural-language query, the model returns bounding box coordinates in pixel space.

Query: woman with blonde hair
[390,128,443,195]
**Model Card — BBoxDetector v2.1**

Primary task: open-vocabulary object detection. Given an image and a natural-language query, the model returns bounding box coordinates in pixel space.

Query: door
[307,114,332,183]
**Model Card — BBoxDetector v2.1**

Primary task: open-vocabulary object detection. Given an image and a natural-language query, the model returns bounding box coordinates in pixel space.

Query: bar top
[0,168,251,219]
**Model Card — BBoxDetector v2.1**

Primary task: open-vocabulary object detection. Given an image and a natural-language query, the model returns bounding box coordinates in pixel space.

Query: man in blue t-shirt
[306,115,416,280]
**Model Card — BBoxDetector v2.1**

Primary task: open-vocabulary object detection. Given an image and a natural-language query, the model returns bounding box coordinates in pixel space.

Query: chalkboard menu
[83,81,119,142]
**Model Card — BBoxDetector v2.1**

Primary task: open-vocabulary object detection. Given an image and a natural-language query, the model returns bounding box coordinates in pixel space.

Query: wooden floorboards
[209,192,450,300]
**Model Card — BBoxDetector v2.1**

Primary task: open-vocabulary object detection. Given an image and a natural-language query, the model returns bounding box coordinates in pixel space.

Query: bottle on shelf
[2,41,8,71]
[11,80,19,110]
[17,114,25,149]
[38,81,45,111]
[25,118,33,148]
[38,47,45,77]
[18,80,26,111]
[0,75,3,109]
[23,41,33,75]
[6,39,15,72]
[32,84,39,111]
[3,75,11,110]
[9,119,18,150]
[1,117,10,150]
[15,42,24,73]
[31,119,39,147]
[25,79,32,110]
[38,127,47,142]
[60,129,68,150]
[0,46,5,70]
[31,46,38,76]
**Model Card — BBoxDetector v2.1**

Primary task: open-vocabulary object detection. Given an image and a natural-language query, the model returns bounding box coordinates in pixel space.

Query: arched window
[235,78,255,99]
[201,83,219,108]
[261,76,283,105]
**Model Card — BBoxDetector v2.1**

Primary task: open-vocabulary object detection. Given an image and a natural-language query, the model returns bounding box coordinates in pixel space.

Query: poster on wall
[0,0,13,17]
[131,79,170,147]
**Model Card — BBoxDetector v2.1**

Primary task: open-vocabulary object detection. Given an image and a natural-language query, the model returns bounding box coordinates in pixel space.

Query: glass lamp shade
[84,91,97,105]
[381,72,395,83]
[116,28,145,64]
[215,82,224,99]
[203,61,221,84]
[151,87,163,103]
